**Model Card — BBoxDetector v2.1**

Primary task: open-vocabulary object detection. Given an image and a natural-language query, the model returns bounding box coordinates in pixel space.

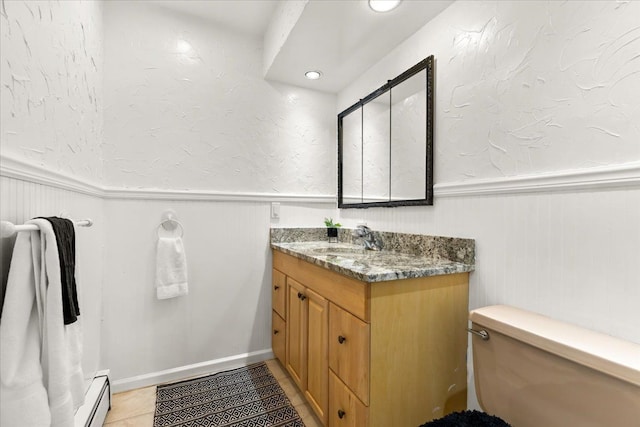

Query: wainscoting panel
[101,197,336,386]
[337,187,640,343]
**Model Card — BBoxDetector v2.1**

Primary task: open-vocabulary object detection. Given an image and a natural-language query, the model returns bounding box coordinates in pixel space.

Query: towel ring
[157,210,184,238]
[157,219,184,238]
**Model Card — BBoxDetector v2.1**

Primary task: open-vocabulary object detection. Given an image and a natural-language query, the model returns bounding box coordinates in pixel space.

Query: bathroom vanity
[270,228,475,427]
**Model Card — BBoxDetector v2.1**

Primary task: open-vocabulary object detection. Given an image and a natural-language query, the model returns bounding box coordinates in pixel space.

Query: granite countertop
[271,238,475,283]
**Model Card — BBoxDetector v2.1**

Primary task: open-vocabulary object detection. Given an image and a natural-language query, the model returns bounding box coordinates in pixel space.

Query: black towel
[38,217,80,325]
[419,410,511,427]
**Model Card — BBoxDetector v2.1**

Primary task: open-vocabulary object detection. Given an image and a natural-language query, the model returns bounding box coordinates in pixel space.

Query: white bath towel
[0,219,85,427]
[156,237,188,299]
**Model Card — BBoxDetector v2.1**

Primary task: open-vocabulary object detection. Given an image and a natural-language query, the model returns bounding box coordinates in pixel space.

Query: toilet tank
[469,305,640,427]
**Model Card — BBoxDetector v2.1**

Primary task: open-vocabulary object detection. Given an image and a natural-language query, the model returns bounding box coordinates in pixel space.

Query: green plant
[324,217,342,228]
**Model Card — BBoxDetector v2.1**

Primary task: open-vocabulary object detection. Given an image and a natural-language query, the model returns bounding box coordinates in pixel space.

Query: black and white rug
[154,362,304,427]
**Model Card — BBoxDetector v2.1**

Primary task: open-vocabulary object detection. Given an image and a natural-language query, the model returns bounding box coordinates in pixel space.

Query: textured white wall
[0,0,104,183]
[103,1,335,194]
[339,0,640,181]
[337,0,640,411]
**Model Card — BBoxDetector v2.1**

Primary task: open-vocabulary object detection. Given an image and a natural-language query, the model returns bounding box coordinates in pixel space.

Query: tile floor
[103,359,322,426]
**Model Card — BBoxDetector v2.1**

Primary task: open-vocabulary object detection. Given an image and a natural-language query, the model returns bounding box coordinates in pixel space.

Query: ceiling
[144,0,280,36]
[265,0,454,93]
[145,0,454,93]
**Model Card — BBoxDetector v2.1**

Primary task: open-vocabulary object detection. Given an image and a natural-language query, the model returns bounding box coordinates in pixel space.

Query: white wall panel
[337,188,640,342]
[102,198,334,383]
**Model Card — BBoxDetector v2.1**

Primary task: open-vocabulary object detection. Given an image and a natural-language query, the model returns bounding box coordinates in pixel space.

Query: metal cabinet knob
[274,330,279,335]
[338,335,346,344]
[338,410,346,419]
[274,285,280,290]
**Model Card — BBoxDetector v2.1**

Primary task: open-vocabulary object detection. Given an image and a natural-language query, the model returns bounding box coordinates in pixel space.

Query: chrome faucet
[352,225,383,251]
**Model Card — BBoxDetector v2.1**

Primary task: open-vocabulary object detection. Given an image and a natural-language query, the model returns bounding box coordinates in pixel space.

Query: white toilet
[465,305,640,426]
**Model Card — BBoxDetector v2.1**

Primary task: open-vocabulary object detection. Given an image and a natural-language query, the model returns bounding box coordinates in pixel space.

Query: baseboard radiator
[74,371,111,427]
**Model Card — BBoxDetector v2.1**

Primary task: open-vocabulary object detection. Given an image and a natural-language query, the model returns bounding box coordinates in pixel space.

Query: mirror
[363,91,390,202]
[338,55,433,208]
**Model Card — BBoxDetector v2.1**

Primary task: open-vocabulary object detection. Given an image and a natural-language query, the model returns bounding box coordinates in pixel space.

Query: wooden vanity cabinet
[272,250,469,427]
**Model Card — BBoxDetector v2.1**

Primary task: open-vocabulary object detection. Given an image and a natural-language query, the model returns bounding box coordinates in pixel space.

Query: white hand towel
[1,219,85,427]
[156,237,188,299]
[0,230,51,427]
[33,219,85,426]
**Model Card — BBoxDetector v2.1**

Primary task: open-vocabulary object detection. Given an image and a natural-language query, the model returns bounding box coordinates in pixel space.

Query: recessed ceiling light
[176,39,193,54]
[305,70,322,80]
[368,0,402,13]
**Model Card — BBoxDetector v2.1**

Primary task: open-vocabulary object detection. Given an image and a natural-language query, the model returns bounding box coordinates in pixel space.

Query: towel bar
[0,219,93,238]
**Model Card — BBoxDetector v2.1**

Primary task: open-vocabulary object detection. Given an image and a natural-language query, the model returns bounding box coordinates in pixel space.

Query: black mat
[420,410,512,427]
[154,362,303,427]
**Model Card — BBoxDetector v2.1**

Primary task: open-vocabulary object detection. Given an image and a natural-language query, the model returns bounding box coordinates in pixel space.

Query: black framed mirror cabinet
[338,55,434,208]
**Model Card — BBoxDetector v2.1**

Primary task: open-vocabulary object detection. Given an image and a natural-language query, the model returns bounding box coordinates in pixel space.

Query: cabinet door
[305,288,329,425]
[272,311,286,365]
[272,269,286,318]
[329,303,370,405]
[286,278,307,389]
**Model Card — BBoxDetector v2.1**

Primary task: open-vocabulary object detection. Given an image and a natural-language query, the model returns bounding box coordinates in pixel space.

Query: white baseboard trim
[109,349,275,394]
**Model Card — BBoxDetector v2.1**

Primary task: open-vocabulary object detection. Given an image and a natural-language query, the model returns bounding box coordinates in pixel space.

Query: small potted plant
[324,218,341,242]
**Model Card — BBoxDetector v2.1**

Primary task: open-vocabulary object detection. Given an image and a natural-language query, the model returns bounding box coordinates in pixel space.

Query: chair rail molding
[3,153,638,201]
[0,153,335,203]
[0,154,104,197]
[434,162,640,197]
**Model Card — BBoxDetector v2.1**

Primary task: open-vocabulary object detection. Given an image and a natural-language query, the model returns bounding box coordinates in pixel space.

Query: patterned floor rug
[154,362,304,427]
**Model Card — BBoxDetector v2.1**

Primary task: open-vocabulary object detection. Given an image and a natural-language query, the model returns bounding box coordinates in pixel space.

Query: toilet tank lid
[470,305,640,387]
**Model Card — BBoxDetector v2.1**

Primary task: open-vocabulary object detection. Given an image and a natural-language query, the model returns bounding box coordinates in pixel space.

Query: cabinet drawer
[329,303,370,405]
[272,311,286,365]
[272,269,286,318]
[329,370,368,427]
